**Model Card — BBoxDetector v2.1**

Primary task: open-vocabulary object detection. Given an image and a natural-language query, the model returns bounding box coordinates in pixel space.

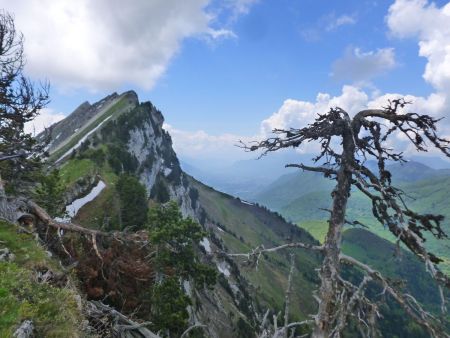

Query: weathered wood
[27,200,107,237]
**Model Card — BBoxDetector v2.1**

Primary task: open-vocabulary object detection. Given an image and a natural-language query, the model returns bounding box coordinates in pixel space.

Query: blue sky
[5,0,450,165]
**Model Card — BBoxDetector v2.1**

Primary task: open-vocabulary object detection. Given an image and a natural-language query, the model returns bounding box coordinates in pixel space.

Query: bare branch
[340,254,449,338]
[284,254,295,338]
[226,242,323,269]
[180,324,208,338]
[285,163,337,177]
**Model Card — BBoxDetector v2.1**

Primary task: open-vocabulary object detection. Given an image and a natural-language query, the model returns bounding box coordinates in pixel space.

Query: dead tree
[239,99,450,337]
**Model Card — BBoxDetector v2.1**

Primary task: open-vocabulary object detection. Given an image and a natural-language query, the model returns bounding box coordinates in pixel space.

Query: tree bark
[312,131,355,338]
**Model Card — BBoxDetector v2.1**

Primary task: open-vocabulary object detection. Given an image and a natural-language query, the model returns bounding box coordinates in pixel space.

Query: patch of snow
[199,237,211,253]
[217,261,230,277]
[55,132,62,139]
[56,115,112,163]
[241,200,254,206]
[74,128,79,132]
[217,226,225,233]
[66,180,106,218]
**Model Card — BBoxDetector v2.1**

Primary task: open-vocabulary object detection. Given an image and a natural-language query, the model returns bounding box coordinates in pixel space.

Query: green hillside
[189,177,320,320]
[252,162,450,273]
[189,178,447,334]
[253,171,334,211]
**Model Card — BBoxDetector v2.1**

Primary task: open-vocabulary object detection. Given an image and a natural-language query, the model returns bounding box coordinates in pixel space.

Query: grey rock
[13,320,34,338]
[0,247,15,262]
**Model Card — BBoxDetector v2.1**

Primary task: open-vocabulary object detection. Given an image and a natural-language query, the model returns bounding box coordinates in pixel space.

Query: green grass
[342,228,442,312]
[190,177,320,320]
[297,220,329,243]
[0,221,83,337]
[0,222,48,267]
[60,158,97,186]
[266,172,450,273]
[59,157,121,230]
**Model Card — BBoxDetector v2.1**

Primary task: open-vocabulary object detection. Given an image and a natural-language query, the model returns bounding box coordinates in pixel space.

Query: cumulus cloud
[260,86,369,135]
[331,47,396,82]
[2,0,239,91]
[24,108,66,135]
[387,0,450,91]
[259,85,450,157]
[163,124,255,163]
[167,81,449,162]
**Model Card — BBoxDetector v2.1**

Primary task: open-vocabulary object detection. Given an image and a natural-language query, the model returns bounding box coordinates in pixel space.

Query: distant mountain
[250,160,450,273]
[251,170,334,210]
[181,151,305,199]
[252,160,450,209]
[183,148,450,202]
[388,160,450,182]
[410,155,450,169]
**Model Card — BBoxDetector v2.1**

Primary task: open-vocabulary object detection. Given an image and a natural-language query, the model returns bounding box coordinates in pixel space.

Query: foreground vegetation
[0,221,83,337]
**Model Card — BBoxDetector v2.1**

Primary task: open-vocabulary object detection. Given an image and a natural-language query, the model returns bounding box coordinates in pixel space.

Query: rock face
[123,102,198,217]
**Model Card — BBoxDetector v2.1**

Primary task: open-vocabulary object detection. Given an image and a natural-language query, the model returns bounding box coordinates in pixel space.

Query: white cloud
[2,0,238,91]
[165,86,371,161]
[260,85,369,135]
[163,124,254,163]
[300,12,357,42]
[387,0,450,91]
[331,47,396,82]
[326,14,357,31]
[24,108,66,135]
[258,84,450,158]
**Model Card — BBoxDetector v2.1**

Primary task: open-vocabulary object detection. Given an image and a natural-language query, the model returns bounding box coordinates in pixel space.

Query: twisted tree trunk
[312,131,355,338]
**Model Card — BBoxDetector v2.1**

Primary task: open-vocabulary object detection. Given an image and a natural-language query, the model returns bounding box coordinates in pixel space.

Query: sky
[4,0,450,166]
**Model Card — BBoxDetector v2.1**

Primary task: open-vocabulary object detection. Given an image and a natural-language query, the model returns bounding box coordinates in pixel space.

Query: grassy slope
[342,228,442,311]
[254,171,334,211]
[59,158,121,230]
[0,221,83,337]
[256,166,450,273]
[190,177,320,320]
[50,94,135,163]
